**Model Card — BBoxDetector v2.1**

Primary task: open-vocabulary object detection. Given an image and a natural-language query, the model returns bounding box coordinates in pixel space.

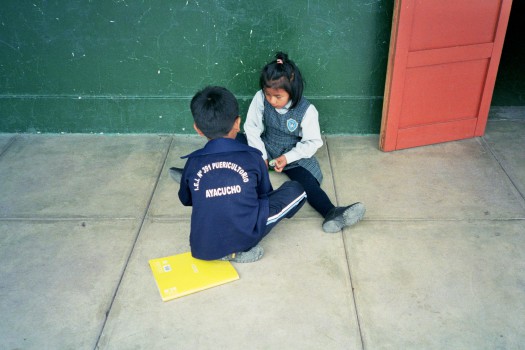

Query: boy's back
[179,137,272,260]
[174,85,306,263]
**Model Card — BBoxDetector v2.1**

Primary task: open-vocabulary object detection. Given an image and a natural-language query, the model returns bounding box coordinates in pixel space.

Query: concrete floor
[1,117,524,350]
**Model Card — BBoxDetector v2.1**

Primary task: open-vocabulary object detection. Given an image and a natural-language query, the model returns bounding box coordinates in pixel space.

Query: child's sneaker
[322,202,365,233]
[219,245,264,263]
[169,167,183,183]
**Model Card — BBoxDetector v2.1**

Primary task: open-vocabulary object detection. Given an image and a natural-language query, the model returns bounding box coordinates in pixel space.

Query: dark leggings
[235,133,334,217]
[284,166,335,218]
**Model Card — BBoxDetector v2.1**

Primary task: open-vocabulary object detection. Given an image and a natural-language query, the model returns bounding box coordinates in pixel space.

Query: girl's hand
[273,155,288,172]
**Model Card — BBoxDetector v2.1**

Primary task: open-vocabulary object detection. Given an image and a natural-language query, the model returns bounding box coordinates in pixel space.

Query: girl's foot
[219,245,264,263]
[322,202,365,233]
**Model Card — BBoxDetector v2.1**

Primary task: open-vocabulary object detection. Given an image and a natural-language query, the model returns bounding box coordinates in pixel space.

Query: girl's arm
[244,90,268,160]
[283,104,323,164]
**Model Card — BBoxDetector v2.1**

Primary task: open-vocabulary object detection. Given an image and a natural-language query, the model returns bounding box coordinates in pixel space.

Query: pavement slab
[97,219,361,350]
[0,219,140,350]
[344,220,525,350]
[149,135,205,219]
[0,118,524,349]
[0,134,170,218]
[483,118,525,199]
[327,135,525,220]
[0,134,16,153]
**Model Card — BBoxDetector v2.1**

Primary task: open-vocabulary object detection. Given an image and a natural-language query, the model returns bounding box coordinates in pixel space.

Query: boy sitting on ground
[172,86,307,263]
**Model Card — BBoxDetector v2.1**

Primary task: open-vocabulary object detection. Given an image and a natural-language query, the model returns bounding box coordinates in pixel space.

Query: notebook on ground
[149,252,239,301]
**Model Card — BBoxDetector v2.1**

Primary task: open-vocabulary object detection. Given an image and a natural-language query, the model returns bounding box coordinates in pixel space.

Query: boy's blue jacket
[178,138,273,260]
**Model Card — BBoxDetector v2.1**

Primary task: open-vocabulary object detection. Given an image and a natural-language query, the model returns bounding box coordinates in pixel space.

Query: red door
[380,0,513,151]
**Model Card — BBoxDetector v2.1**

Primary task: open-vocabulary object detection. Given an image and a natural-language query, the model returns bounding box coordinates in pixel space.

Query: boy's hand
[273,155,287,172]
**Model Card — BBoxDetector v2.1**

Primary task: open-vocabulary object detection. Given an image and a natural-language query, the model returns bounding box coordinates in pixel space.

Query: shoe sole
[221,246,264,263]
[343,202,366,227]
[322,203,366,233]
[322,220,345,233]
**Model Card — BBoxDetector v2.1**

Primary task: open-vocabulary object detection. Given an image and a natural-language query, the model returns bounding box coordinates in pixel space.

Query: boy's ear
[193,123,205,137]
[234,116,241,131]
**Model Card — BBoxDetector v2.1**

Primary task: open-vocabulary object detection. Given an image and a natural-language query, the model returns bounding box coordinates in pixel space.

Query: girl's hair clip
[276,59,284,65]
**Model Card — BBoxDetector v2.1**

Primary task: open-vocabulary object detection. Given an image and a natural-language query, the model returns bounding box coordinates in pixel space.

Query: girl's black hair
[190,86,239,139]
[259,52,304,109]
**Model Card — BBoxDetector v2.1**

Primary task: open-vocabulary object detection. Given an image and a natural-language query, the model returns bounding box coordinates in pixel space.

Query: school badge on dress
[286,118,298,132]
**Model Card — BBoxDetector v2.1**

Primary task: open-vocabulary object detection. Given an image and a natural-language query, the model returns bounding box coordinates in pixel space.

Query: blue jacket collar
[181,137,261,159]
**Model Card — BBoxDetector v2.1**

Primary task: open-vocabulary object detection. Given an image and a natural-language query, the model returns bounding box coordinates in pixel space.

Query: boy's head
[190,86,240,139]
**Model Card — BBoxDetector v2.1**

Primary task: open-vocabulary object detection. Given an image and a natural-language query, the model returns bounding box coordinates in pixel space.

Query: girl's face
[264,87,290,109]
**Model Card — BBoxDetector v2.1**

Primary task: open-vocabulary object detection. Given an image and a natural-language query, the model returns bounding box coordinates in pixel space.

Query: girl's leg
[284,166,365,233]
[284,166,335,217]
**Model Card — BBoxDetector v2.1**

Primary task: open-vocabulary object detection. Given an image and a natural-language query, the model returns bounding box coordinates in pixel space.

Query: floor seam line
[0,133,19,159]
[325,136,366,350]
[480,136,525,204]
[0,217,139,222]
[93,136,174,350]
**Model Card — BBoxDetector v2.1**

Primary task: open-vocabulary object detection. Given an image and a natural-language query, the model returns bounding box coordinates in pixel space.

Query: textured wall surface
[0,1,393,133]
[1,1,522,134]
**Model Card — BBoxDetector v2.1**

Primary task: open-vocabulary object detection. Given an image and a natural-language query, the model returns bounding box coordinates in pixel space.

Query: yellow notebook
[149,252,239,301]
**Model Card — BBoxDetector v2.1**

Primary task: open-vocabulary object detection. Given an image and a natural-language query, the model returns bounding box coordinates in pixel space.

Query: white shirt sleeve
[283,104,323,164]
[243,90,323,164]
[244,90,268,160]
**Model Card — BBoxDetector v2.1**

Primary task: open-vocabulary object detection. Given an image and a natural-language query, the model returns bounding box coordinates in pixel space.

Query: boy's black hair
[190,86,239,139]
[259,51,304,109]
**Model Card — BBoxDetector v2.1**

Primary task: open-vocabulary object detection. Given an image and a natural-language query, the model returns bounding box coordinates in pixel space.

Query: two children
[173,52,365,263]
[175,86,306,263]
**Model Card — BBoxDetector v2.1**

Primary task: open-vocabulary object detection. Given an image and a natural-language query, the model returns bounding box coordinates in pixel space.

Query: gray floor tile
[484,119,525,198]
[2,128,524,349]
[345,220,525,350]
[98,219,360,349]
[0,219,140,350]
[0,134,16,153]
[0,135,170,218]
[327,136,525,220]
[149,135,205,219]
